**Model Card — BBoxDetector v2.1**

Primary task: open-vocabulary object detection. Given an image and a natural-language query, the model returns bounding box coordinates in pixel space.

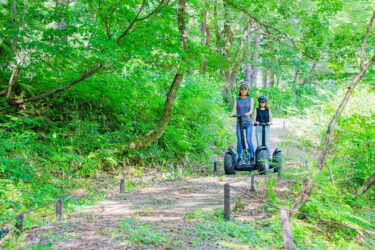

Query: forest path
[23,117,318,249]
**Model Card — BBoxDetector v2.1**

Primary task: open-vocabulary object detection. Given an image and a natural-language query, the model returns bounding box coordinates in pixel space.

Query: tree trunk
[244,23,252,85]
[213,0,222,55]
[200,3,211,72]
[126,73,184,150]
[359,172,375,195]
[222,0,233,103]
[201,3,210,45]
[294,55,375,210]
[268,70,275,87]
[294,11,375,211]
[262,69,268,88]
[302,62,317,85]
[250,30,260,87]
[231,20,252,88]
[124,0,188,150]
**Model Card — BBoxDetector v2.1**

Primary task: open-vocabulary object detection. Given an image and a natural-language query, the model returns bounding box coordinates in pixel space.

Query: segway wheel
[272,149,282,173]
[258,150,269,175]
[224,153,236,175]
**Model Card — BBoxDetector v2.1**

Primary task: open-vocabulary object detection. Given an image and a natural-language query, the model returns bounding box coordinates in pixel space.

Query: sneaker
[250,157,255,164]
[237,158,242,164]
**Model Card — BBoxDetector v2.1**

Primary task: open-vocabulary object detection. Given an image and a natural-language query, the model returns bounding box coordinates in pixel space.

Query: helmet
[238,80,249,89]
[258,96,267,102]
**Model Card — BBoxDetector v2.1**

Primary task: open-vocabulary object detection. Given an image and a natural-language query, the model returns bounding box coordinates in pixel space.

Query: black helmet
[258,96,267,102]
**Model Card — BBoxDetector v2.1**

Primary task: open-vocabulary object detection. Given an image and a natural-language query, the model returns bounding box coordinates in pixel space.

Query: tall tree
[294,11,375,211]
[125,0,189,150]
[250,29,260,87]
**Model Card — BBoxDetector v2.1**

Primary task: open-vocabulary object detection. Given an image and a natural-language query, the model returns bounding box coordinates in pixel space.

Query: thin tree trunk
[10,64,103,105]
[359,172,375,196]
[294,56,374,210]
[262,69,268,88]
[201,4,210,45]
[125,0,188,150]
[222,0,233,103]
[200,3,210,72]
[302,62,317,85]
[294,11,375,211]
[213,0,222,54]
[244,23,251,85]
[250,30,260,87]
[268,70,275,87]
[231,20,252,88]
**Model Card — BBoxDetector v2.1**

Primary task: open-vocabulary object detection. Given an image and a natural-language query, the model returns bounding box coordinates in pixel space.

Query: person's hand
[254,121,258,125]
[228,114,233,118]
[245,112,251,116]
[268,122,273,125]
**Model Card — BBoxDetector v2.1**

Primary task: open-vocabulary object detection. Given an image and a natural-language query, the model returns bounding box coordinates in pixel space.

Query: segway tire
[258,150,269,175]
[224,153,236,175]
[272,149,282,173]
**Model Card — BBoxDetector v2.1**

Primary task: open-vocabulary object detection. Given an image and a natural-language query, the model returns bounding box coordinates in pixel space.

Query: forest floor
[21,117,320,249]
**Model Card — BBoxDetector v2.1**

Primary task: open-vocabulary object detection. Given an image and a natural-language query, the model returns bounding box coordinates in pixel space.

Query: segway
[223,115,259,175]
[223,117,282,175]
[254,123,270,175]
[255,122,283,174]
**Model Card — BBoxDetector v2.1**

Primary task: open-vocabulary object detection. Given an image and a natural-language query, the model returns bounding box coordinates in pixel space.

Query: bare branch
[360,10,375,70]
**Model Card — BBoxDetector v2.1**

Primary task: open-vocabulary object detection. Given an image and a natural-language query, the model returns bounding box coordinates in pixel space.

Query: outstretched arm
[253,108,257,124]
[268,109,273,125]
[246,98,254,116]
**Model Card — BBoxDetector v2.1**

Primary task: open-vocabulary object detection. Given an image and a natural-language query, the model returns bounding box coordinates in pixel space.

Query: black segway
[254,123,270,175]
[255,122,283,175]
[224,115,257,175]
[224,118,282,175]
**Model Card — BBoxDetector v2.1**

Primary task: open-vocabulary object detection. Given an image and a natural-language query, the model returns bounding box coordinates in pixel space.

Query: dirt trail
[23,117,318,249]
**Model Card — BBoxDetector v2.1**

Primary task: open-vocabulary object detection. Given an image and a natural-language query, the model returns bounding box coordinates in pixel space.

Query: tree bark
[231,20,252,88]
[250,30,260,87]
[201,4,210,45]
[10,64,103,105]
[359,172,375,196]
[244,22,252,86]
[268,70,275,87]
[222,0,233,103]
[294,11,375,211]
[125,0,188,150]
[200,3,211,72]
[213,0,222,54]
[262,69,268,88]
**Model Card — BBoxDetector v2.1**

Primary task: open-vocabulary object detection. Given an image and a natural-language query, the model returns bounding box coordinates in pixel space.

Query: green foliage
[118,219,170,247]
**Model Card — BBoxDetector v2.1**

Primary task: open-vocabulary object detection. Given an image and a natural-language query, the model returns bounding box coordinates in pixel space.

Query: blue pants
[256,125,271,159]
[236,123,255,159]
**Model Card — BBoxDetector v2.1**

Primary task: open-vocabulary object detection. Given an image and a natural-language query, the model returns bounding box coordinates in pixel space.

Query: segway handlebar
[230,115,247,118]
[254,122,270,126]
